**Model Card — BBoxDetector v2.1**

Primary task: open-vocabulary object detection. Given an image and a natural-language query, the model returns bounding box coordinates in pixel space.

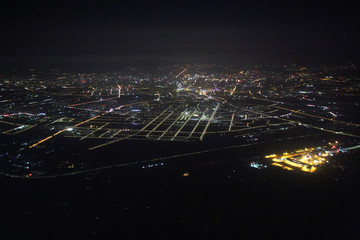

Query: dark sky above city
[1,0,359,69]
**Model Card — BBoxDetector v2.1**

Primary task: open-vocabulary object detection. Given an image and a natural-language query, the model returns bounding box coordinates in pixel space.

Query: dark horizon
[1,0,360,70]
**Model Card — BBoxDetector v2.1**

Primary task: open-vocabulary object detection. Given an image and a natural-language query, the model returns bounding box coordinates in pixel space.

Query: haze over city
[1,0,359,70]
[1,1,360,239]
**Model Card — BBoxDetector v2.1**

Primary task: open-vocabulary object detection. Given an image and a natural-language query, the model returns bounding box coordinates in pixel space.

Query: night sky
[1,0,359,69]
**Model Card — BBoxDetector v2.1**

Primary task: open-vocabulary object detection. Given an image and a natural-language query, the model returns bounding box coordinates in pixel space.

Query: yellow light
[284,159,304,168]
[301,166,317,173]
[272,163,293,171]
[283,166,294,171]
[272,158,284,162]
[266,147,329,173]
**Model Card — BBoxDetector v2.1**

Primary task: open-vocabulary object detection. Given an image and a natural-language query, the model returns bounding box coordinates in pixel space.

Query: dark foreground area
[1,152,360,240]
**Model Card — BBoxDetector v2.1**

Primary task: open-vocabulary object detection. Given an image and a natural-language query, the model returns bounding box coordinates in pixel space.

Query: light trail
[200,103,219,141]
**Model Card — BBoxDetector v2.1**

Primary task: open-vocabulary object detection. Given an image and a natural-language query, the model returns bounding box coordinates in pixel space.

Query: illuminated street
[0,64,359,178]
[1,1,360,239]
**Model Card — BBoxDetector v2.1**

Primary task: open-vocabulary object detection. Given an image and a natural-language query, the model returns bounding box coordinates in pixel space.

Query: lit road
[124,111,141,120]
[80,123,109,140]
[171,109,196,141]
[69,96,120,107]
[111,129,124,138]
[200,103,219,141]
[230,85,236,95]
[188,113,204,139]
[228,113,235,132]
[98,130,111,138]
[29,100,155,149]
[29,114,102,148]
[175,67,188,78]
[158,110,186,140]
[89,106,172,150]
[2,124,37,135]
[0,119,20,126]
[274,105,360,127]
[146,111,174,138]
[2,143,257,179]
